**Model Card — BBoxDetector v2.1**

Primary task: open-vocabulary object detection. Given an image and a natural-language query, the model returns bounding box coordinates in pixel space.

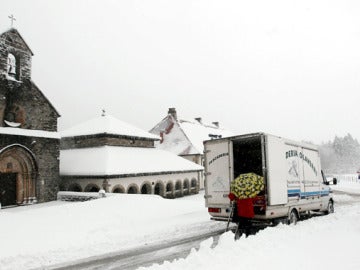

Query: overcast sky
[1,0,360,144]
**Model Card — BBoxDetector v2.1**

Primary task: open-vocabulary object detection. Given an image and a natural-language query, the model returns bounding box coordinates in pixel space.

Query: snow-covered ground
[1,180,360,270]
[0,191,225,270]
[331,175,360,194]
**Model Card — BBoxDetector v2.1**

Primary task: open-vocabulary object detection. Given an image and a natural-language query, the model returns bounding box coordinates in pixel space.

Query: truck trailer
[204,133,335,233]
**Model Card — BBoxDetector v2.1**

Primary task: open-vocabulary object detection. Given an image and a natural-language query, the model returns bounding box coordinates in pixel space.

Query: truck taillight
[208,207,221,213]
[253,196,266,206]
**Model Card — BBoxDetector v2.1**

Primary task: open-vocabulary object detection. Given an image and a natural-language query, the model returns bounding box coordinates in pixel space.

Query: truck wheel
[325,200,334,215]
[288,209,298,225]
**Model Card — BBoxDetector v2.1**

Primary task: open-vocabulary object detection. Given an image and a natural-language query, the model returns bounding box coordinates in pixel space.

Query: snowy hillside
[0,180,360,270]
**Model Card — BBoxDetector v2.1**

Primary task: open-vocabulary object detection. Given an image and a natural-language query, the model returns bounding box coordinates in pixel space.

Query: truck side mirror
[333,178,337,185]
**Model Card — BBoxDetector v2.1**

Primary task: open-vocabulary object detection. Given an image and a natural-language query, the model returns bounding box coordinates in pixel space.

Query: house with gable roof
[0,28,60,207]
[149,108,234,189]
[60,112,203,198]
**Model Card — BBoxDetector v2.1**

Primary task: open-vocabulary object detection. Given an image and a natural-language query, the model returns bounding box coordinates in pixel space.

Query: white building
[149,108,234,189]
[60,113,203,198]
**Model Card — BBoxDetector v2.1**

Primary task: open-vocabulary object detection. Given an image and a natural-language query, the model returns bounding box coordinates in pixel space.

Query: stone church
[0,28,60,207]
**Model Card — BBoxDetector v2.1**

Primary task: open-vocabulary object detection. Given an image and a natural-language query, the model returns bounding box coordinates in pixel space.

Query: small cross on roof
[8,14,16,27]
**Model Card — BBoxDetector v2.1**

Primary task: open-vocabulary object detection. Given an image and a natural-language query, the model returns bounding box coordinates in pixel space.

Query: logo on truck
[208,152,229,166]
[285,150,318,176]
[212,176,227,190]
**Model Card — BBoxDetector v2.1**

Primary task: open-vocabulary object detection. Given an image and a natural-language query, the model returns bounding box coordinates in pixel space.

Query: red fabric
[237,198,254,218]
[228,192,236,201]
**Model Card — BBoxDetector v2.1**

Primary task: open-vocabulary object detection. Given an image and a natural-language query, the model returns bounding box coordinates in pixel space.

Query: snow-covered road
[50,228,224,270]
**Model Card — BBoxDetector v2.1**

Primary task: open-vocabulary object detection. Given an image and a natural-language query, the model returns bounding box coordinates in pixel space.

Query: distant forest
[318,133,360,174]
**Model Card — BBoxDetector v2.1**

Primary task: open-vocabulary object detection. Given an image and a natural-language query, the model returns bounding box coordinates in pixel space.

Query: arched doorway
[84,184,100,192]
[112,185,125,193]
[190,178,198,194]
[175,180,182,197]
[165,182,174,198]
[141,182,152,194]
[68,183,82,192]
[183,179,190,195]
[0,144,38,206]
[154,182,164,197]
[127,185,138,194]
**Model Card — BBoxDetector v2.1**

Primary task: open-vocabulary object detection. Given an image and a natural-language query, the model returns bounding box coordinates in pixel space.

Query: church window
[7,53,16,77]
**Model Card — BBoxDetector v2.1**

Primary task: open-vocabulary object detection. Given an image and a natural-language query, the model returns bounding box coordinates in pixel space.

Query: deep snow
[141,195,360,270]
[0,179,359,270]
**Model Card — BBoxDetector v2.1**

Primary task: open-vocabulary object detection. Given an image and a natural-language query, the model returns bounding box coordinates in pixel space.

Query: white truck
[204,132,335,232]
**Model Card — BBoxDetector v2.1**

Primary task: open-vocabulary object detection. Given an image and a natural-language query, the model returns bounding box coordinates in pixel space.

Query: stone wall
[0,28,32,81]
[0,28,59,132]
[0,79,58,131]
[0,135,60,202]
[61,134,155,149]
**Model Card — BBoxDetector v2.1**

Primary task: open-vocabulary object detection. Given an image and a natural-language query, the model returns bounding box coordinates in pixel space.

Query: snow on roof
[151,115,234,155]
[61,114,159,140]
[154,119,198,155]
[0,127,60,139]
[60,145,203,176]
[178,119,234,154]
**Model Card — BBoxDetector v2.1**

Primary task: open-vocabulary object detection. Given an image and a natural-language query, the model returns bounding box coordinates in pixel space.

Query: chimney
[212,121,219,128]
[168,108,177,120]
[195,117,202,124]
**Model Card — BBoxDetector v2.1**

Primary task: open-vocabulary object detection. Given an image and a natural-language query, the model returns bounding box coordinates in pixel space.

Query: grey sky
[1,0,359,144]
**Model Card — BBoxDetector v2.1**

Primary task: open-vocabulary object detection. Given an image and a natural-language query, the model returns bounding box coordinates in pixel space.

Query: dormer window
[7,53,16,77]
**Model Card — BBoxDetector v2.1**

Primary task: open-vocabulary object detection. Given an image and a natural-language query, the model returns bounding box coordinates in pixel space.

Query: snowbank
[141,195,360,270]
[0,192,222,270]
[331,176,360,194]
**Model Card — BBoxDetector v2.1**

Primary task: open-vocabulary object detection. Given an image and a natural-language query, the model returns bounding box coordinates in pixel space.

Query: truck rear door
[204,139,233,207]
[266,135,288,205]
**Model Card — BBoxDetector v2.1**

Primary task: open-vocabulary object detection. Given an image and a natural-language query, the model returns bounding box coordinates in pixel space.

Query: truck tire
[325,200,334,215]
[288,209,298,225]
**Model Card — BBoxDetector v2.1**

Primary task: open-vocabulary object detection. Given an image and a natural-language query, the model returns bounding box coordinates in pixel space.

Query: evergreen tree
[319,134,360,174]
